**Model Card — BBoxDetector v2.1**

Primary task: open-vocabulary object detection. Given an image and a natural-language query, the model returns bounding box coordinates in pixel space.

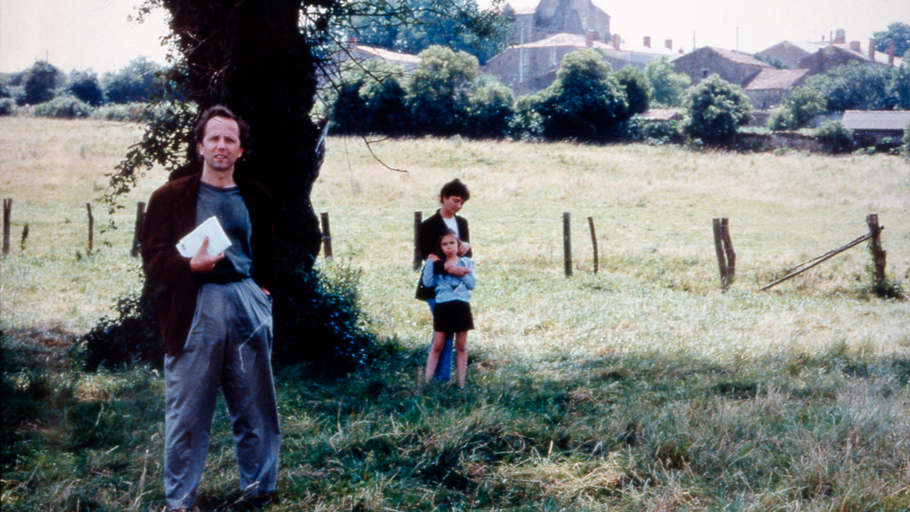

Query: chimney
[586,30,594,47]
[849,41,861,53]
[834,29,845,44]
[868,38,877,62]
[613,34,621,50]
[889,42,895,66]
[643,36,651,48]
[665,39,673,50]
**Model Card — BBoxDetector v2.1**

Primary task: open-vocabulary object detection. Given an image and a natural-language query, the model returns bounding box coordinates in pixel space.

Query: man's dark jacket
[415,210,470,300]
[141,172,278,356]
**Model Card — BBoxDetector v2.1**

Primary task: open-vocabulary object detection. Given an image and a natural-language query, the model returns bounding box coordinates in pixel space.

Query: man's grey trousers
[164,278,280,510]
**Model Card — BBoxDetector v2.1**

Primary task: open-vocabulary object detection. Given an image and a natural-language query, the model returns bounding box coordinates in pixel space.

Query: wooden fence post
[866,213,886,285]
[563,212,572,277]
[86,203,94,253]
[131,201,146,258]
[2,198,11,255]
[588,216,598,274]
[320,211,333,259]
[721,218,736,283]
[712,218,728,290]
[414,211,423,270]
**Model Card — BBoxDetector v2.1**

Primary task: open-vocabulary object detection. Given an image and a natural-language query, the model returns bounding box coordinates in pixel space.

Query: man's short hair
[193,104,251,152]
[439,179,470,203]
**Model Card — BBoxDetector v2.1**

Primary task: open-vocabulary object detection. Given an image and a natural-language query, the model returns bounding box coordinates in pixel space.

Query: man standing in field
[141,105,280,510]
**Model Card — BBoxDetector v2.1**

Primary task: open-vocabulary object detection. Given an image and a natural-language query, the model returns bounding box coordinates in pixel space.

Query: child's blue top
[422,257,475,303]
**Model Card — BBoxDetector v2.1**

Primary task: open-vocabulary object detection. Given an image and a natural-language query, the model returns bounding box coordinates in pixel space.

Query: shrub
[614,66,651,116]
[0,98,15,116]
[22,61,61,105]
[465,79,515,139]
[33,96,92,119]
[273,263,378,377]
[102,56,162,104]
[360,68,410,136]
[767,107,796,131]
[903,123,910,159]
[92,102,148,122]
[683,74,752,145]
[815,121,854,154]
[644,59,690,107]
[67,70,105,106]
[81,286,163,371]
[533,49,630,142]
[406,46,479,136]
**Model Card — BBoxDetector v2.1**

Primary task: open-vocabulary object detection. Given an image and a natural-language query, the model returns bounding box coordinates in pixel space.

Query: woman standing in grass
[423,230,475,388]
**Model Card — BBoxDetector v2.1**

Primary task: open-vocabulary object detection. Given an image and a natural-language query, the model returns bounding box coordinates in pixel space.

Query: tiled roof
[707,47,773,67]
[512,32,676,57]
[744,68,810,91]
[639,109,682,121]
[351,45,421,65]
[842,110,910,131]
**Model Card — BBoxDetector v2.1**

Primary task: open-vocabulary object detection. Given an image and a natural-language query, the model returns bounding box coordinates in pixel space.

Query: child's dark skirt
[433,300,474,332]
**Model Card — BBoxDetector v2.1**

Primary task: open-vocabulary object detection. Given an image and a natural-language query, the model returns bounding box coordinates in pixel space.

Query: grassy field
[2,117,909,511]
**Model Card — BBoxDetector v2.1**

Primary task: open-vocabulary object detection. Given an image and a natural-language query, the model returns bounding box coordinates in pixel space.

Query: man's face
[198,116,244,173]
[440,195,464,217]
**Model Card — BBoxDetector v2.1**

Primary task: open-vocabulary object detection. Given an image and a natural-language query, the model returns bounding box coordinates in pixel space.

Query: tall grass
[2,120,909,511]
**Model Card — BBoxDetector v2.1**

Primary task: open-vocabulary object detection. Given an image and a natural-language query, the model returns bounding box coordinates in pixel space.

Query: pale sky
[1,0,908,74]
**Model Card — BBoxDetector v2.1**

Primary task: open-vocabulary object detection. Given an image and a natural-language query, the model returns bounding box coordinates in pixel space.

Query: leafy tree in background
[102,56,162,104]
[644,59,690,107]
[768,85,825,130]
[406,45,478,135]
[888,63,910,110]
[22,61,61,105]
[805,62,894,111]
[874,22,910,58]
[682,74,751,144]
[533,49,629,142]
[68,70,105,106]
[464,77,514,139]
[342,0,511,64]
[614,66,651,116]
[359,62,410,136]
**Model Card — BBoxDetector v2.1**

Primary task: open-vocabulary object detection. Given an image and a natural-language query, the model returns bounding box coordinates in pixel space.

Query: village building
[841,110,910,146]
[756,29,905,72]
[505,0,611,45]
[484,32,677,96]
[742,68,811,110]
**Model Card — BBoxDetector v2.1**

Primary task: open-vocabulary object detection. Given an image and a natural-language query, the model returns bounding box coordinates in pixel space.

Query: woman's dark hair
[193,104,252,154]
[439,179,470,203]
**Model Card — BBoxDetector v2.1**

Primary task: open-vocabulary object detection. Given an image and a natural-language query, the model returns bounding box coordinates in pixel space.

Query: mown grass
[2,119,909,511]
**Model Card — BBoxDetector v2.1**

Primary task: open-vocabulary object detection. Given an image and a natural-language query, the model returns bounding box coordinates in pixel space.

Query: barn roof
[744,68,810,91]
[841,110,910,131]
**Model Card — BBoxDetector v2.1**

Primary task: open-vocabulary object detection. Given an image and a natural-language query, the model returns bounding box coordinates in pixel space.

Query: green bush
[406,46,479,136]
[533,49,630,142]
[902,123,910,159]
[465,80,515,139]
[0,98,15,116]
[32,95,92,119]
[22,61,61,105]
[769,86,825,131]
[81,286,163,371]
[682,74,752,145]
[67,70,105,106]
[815,121,854,154]
[614,66,651,116]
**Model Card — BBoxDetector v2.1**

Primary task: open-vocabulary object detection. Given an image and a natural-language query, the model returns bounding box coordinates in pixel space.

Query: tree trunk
[162,0,325,273]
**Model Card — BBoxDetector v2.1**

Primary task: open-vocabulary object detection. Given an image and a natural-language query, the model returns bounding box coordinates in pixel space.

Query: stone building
[484,32,678,96]
[671,46,772,88]
[756,29,904,72]
[506,0,611,45]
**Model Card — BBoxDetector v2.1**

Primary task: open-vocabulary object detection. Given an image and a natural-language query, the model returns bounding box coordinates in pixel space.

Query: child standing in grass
[423,230,475,388]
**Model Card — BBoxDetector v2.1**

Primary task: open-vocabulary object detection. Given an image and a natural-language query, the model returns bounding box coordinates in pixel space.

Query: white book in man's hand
[176,216,232,257]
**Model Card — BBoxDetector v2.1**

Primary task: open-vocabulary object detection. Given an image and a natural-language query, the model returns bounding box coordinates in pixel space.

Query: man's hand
[444,261,472,277]
[457,241,471,257]
[190,236,225,273]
